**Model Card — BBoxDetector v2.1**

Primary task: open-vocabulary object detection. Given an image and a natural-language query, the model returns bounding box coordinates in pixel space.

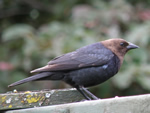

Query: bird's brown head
[101,38,139,65]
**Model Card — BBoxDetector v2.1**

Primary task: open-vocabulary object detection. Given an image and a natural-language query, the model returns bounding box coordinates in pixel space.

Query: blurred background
[0,0,150,98]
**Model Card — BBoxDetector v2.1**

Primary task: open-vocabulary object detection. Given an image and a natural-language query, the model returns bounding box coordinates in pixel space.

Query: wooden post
[0,88,84,110]
[5,94,150,113]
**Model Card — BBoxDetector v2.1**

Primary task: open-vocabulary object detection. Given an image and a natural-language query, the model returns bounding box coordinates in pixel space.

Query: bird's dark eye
[120,42,126,47]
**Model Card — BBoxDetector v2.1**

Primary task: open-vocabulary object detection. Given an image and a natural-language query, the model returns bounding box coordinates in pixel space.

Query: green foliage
[0,0,150,98]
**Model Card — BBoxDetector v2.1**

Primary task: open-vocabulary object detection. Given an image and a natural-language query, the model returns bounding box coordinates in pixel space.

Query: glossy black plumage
[31,42,115,72]
[8,38,139,100]
[63,55,120,87]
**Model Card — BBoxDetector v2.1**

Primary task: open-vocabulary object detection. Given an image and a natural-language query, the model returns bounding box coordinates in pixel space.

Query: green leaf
[2,24,35,41]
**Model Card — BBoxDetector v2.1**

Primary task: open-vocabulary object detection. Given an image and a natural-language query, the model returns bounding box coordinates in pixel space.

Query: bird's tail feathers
[8,72,51,87]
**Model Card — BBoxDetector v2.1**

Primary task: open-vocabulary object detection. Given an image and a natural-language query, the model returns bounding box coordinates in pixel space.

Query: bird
[8,38,139,100]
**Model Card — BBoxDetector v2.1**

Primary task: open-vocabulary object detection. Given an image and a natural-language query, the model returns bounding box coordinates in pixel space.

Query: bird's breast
[63,55,120,87]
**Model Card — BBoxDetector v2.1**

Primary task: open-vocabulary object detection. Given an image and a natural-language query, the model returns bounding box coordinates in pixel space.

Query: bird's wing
[31,43,114,73]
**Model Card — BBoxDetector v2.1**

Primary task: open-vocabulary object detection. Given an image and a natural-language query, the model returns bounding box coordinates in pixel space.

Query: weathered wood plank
[0,88,84,110]
[6,94,150,113]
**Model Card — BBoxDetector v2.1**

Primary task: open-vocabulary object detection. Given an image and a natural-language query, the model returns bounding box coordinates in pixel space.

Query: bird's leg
[76,87,91,100]
[81,86,100,100]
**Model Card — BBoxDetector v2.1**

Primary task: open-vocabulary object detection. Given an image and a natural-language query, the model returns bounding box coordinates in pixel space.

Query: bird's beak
[127,42,139,50]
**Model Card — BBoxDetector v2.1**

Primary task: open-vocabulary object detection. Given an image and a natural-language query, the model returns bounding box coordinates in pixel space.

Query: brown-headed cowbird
[8,38,139,100]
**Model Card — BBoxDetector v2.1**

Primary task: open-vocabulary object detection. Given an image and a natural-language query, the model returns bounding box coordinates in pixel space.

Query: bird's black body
[63,55,120,88]
[8,39,139,100]
[36,54,120,88]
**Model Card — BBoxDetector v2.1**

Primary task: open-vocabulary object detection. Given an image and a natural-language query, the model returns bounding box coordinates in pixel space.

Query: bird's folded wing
[31,43,114,73]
